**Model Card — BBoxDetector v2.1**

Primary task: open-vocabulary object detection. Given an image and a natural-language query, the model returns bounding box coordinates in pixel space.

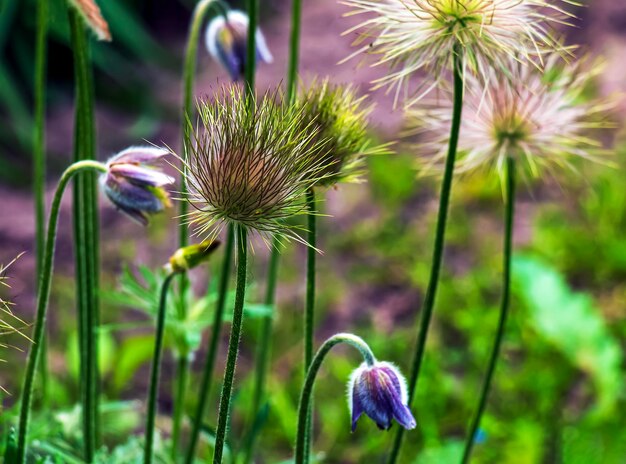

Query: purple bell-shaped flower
[348,361,417,432]
[101,146,174,225]
[205,10,273,81]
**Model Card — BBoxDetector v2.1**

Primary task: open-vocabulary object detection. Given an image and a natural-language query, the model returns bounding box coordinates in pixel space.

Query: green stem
[15,160,107,464]
[144,271,178,464]
[172,354,190,458]
[241,237,280,464]
[386,45,464,464]
[286,0,302,103]
[33,0,48,406]
[175,2,226,452]
[212,225,248,463]
[461,157,515,463]
[185,224,235,464]
[244,0,258,95]
[303,188,316,462]
[294,334,375,464]
[304,189,316,371]
[69,9,100,459]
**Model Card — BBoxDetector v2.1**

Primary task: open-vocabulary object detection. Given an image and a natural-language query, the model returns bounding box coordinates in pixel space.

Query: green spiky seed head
[296,80,386,187]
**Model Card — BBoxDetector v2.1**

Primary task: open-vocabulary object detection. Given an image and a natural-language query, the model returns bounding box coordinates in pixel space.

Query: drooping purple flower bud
[101,146,174,225]
[347,361,416,432]
[205,10,273,81]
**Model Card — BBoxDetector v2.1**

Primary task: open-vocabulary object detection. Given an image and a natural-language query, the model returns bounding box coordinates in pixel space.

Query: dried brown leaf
[69,0,112,42]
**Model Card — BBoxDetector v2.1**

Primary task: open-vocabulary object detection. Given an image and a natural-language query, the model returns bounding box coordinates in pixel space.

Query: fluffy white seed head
[406,55,612,181]
[343,0,574,105]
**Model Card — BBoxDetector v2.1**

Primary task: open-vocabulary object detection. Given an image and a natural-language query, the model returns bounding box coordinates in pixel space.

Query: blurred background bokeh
[1,0,626,462]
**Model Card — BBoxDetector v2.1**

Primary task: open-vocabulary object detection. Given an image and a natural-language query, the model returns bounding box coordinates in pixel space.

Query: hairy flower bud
[347,361,416,431]
[101,146,174,225]
[205,10,273,81]
[166,240,221,273]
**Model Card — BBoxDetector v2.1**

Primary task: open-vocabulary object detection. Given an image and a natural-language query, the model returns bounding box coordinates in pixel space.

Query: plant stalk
[144,271,179,464]
[185,224,235,464]
[33,0,49,406]
[303,188,316,462]
[286,0,302,103]
[461,156,516,463]
[15,160,107,464]
[69,9,100,460]
[244,0,258,95]
[212,225,248,464]
[294,334,375,463]
[386,44,464,463]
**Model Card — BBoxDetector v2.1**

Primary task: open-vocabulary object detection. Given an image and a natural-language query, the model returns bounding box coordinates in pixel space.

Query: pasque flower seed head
[182,87,331,243]
[343,0,574,104]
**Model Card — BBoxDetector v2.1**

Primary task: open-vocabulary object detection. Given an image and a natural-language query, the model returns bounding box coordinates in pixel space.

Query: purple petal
[351,383,365,432]
[109,146,169,165]
[390,397,417,430]
[109,164,174,187]
[103,175,165,215]
[379,366,404,399]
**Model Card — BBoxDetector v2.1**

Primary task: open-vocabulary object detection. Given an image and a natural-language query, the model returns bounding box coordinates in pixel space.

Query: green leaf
[513,255,623,417]
[112,334,156,392]
[414,440,463,464]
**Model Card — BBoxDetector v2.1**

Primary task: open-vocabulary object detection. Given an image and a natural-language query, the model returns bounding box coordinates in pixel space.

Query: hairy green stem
[69,9,100,459]
[303,188,317,462]
[212,226,248,464]
[33,0,49,406]
[387,45,464,463]
[144,271,179,464]
[244,0,258,94]
[241,237,280,464]
[185,224,235,464]
[461,157,516,463]
[16,160,107,464]
[294,334,375,463]
[174,1,226,452]
[286,0,302,103]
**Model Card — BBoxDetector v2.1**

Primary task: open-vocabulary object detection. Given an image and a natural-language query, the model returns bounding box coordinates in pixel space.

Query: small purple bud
[205,10,273,81]
[101,146,174,225]
[347,361,416,432]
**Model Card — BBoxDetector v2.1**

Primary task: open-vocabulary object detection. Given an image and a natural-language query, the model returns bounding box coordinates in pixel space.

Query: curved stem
[294,334,375,463]
[461,157,515,463]
[212,225,248,464]
[175,1,226,452]
[15,160,107,464]
[184,224,235,464]
[144,271,179,464]
[241,237,280,464]
[303,188,316,462]
[387,45,464,464]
